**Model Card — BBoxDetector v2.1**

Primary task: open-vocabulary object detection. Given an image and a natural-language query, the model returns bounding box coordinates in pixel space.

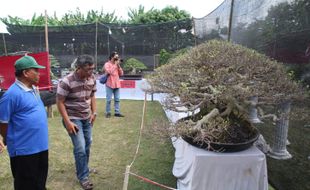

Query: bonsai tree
[123,58,147,74]
[147,40,303,150]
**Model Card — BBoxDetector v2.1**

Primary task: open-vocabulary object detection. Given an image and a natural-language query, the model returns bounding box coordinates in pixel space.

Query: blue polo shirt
[0,80,48,157]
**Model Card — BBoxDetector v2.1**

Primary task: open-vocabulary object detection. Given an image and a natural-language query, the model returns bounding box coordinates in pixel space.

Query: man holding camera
[103,51,124,118]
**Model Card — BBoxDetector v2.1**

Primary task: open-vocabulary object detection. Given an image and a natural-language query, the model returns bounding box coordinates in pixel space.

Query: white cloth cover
[172,137,268,190]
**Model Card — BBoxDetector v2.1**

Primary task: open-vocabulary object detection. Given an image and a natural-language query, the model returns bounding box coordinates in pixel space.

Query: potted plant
[147,40,303,152]
[122,58,147,80]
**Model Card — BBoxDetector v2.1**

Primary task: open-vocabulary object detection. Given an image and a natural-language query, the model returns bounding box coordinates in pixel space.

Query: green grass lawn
[0,99,176,190]
[0,99,280,190]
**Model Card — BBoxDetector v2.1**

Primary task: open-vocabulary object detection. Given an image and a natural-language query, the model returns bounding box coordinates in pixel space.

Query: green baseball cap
[14,55,45,71]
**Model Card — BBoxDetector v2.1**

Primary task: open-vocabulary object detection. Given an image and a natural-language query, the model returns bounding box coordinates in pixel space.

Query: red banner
[120,80,136,88]
[0,52,51,90]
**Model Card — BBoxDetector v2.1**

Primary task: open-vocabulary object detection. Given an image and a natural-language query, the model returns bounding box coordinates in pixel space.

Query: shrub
[123,58,147,74]
[147,40,304,146]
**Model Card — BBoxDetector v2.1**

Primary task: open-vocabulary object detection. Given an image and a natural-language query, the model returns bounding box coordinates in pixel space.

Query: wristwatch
[92,112,97,116]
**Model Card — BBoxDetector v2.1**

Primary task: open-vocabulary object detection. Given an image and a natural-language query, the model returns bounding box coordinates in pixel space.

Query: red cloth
[0,52,51,90]
[120,80,136,88]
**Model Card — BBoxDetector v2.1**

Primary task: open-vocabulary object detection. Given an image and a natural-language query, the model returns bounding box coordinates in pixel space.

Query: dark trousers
[10,150,48,190]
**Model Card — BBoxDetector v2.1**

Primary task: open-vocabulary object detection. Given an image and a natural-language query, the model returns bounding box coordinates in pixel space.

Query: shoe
[114,113,125,117]
[80,179,93,190]
[105,113,111,118]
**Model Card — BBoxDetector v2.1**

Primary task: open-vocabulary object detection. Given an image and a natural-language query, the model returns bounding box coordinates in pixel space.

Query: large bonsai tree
[147,40,303,148]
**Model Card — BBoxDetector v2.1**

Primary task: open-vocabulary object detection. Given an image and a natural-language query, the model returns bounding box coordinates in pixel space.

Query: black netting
[0,19,194,71]
[193,1,310,190]
[194,0,310,66]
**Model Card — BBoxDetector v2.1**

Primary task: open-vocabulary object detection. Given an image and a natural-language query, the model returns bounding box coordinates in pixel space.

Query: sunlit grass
[0,99,279,190]
[0,99,176,190]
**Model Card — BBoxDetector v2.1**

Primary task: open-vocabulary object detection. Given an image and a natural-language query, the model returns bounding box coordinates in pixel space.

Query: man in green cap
[0,55,49,190]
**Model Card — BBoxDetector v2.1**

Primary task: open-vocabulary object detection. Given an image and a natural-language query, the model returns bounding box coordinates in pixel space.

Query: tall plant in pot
[146,40,303,152]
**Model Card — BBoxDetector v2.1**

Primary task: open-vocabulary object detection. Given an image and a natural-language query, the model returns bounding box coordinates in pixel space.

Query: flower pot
[182,128,259,152]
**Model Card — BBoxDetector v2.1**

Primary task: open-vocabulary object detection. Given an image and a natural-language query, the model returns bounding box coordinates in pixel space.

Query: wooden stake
[95,20,98,71]
[45,10,53,118]
[2,33,7,56]
[122,165,131,190]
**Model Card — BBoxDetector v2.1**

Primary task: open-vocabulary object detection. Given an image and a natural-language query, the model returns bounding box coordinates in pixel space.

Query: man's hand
[0,139,6,154]
[90,113,97,125]
[65,121,79,135]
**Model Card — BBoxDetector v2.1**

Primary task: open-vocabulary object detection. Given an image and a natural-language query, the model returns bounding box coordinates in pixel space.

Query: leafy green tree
[1,16,31,25]
[86,10,118,23]
[127,6,190,24]
[159,49,172,66]
[228,0,310,88]
[126,6,193,53]
[159,48,189,66]
[123,58,147,74]
[0,5,191,25]
[127,5,146,23]
[0,8,119,26]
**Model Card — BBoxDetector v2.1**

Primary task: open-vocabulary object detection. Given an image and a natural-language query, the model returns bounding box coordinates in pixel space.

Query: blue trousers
[105,86,121,114]
[67,119,92,182]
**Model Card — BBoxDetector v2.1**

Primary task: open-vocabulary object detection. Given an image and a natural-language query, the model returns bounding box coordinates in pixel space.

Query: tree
[127,5,190,24]
[230,0,310,86]
[231,0,310,62]
[0,5,191,26]
[0,8,119,26]
[159,49,171,66]
[147,40,303,149]
[159,48,189,66]
[127,5,146,23]
[123,58,147,74]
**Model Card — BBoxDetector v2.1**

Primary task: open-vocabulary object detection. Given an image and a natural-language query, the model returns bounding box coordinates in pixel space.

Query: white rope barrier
[122,92,147,190]
[122,92,176,190]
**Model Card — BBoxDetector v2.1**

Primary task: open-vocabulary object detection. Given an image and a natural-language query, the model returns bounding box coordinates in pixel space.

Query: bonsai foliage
[147,40,303,146]
[123,58,147,74]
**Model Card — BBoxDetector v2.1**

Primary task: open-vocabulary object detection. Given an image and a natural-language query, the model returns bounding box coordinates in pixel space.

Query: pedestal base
[268,149,292,160]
